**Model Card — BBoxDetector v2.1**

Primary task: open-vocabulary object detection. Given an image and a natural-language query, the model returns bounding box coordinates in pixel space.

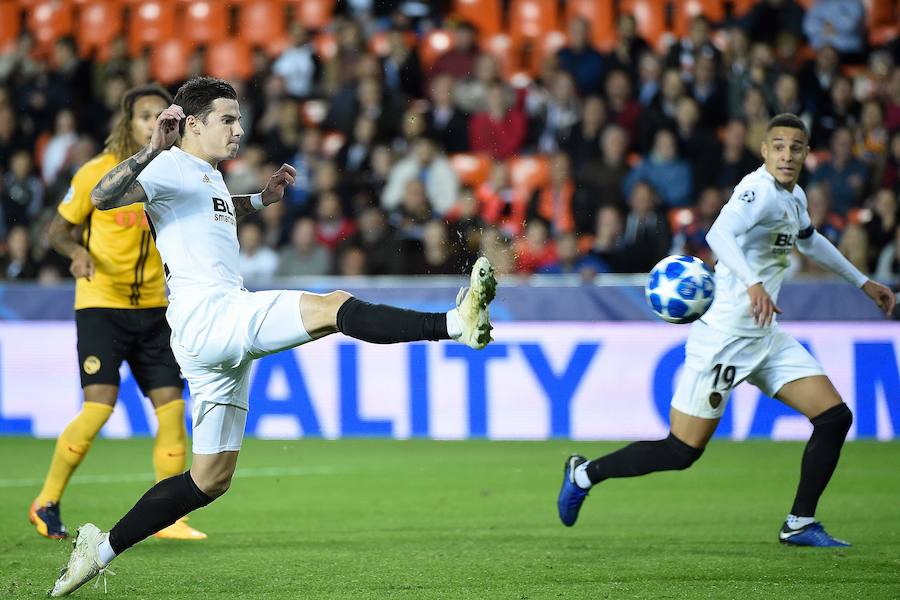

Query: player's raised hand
[862,280,896,316]
[150,104,185,152]
[69,246,95,281]
[261,163,297,206]
[748,282,782,327]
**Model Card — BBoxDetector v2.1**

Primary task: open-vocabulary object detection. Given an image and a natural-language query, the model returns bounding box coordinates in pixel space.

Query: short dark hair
[172,76,237,136]
[766,113,809,139]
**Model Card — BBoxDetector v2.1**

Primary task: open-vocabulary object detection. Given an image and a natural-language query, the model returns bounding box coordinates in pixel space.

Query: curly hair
[105,84,173,161]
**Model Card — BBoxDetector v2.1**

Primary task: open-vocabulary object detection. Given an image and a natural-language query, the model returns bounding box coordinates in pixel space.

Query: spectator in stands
[286,127,324,214]
[514,218,557,274]
[811,127,869,214]
[885,67,900,131]
[392,179,434,242]
[874,226,900,286]
[799,45,841,117]
[528,153,576,236]
[604,70,642,150]
[564,95,607,170]
[273,24,320,100]
[454,54,499,114]
[636,53,663,107]
[741,85,770,154]
[605,13,650,84]
[476,162,527,238]
[624,129,693,208]
[335,116,378,193]
[803,0,865,62]
[674,96,721,193]
[382,137,459,214]
[479,226,515,276]
[621,181,672,273]
[469,81,528,160]
[327,75,403,141]
[238,220,278,283]
[0,225,37,280]
[259,99,302,166]
[838,222,869,273]
[382,28,423,100]
[587,205,627,273]
[528,71,580,153]
[538,231,606,279]
[866,188,898,271]
[811,75,860,150]
[449,187,488,261]
[882,130,900,193]
[275,217,332,277]
[639,68,685,151]
[323,18,368,96]
[670,187,723,266]
[854,99,888,169]
[740,0,805,46]
[576,124,630,230]
[407,219,464,275]
[41,109,77,186]
[336,244,367,276]
[342,206,405,275]
[431,21,481,81]
[51,38,91,118]
[691,54,728,130]
[315,190,357,251]
[424,74,469,154]
[2,150,43,229]
[715,118,760,194]
[557,17,605,96]
[806,183,844,245]
[665,15,721,84]
[770,73,806,120]
[728,42,775,120]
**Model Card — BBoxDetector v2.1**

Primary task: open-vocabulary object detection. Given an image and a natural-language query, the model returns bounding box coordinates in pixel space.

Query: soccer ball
[645,255,715,324]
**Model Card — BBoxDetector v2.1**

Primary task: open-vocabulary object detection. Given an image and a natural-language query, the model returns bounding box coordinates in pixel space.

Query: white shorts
[167,288,314,453]
[671,320,825,419]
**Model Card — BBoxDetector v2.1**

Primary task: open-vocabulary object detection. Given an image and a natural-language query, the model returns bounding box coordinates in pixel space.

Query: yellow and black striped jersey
[57,152,167,309]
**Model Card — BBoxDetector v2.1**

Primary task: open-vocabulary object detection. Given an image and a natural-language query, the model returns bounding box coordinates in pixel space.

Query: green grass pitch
[1,438,899,599]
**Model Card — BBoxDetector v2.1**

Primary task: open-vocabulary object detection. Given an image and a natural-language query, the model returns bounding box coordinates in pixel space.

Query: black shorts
[75,307,184,393]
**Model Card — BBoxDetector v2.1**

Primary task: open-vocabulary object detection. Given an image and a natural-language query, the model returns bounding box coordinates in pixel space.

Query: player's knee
[197,472,232,499]
[812,402,852,438]
[665,433,705,470]
[328,290,353,309]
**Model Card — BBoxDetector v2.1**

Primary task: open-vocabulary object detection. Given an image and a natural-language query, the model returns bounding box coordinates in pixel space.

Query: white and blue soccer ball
[645,255,715,324]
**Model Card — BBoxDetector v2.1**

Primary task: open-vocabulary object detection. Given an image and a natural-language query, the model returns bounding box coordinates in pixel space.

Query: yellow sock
[36,402,114,505]
[153,400,187,482]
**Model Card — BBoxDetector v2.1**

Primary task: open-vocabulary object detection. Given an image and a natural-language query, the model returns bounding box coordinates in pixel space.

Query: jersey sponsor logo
[212,197,236,226]
[114,211,150,230]
[739,190,755,203]
[82,356,101,375]
[772,232,796,255]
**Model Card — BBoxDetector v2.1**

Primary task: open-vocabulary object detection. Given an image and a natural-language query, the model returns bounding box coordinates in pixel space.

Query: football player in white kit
[49,77,497,596]
[557,114,896,546]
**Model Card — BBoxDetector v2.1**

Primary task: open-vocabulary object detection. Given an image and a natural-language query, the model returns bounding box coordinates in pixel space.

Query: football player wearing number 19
[557,114,896,547]
[48,77,497,597]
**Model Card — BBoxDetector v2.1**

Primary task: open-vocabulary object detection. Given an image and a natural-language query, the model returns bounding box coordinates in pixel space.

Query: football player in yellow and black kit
[29,84,206,541]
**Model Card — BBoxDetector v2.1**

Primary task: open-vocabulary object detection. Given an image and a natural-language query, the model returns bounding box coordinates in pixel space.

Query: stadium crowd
[0,0,898,287]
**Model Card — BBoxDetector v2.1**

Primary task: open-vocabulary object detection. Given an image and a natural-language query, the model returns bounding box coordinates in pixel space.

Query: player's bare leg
[148,387,208,541]
[774,375,852,546]
[558,407,713,526]
[31,385,117,539]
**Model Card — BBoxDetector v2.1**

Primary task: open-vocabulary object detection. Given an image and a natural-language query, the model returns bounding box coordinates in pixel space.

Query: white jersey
[702,165,812,338]
[138,146,243,300]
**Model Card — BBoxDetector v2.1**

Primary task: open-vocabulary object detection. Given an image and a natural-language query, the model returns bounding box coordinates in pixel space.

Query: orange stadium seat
[730,0,756,17]
[450,153,492,187]
[76,1,122,59]
[508,155,549,195]
[128,0,176,56]
[182,0,229,47]
[206,38,253,80]
[862,0,899,47]
[419,29,454,70]
[27,0,73,49]
[620,0,669,51]
[151,37,190,84]
[312,30,336,60]
[673,0,725,38]
[508,0,557,45]
[288,0,334,30]
[565,0,616,51]
[238,0,287,49]
[452,0,502,38]
[0,2,21,51]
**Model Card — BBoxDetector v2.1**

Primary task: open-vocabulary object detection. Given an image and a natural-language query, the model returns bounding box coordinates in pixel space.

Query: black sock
[108,471,212,555]
[336,297,449,343]
[586,433,704,484]
[790,403,852,517]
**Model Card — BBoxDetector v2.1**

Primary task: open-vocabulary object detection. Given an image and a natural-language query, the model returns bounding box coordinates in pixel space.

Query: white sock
[574,462,593,489]
[97,534,117,567]
[786,514,815,530]
[446,308,462,338]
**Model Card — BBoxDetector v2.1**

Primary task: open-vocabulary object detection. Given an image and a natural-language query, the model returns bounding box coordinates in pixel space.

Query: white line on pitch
[0,465,339,488]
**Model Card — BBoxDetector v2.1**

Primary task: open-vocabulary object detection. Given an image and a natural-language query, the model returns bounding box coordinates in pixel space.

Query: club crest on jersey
[709,392,722,409]
[212,197,236,226]
[739,190,755,203]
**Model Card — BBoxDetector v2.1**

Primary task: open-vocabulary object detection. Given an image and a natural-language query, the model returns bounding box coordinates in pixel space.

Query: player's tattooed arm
[90,145,157,210]
[231,195,257,220]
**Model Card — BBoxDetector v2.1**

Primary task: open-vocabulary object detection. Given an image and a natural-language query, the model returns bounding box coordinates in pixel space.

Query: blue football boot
[779,521,851,547]
[557,454,589,527]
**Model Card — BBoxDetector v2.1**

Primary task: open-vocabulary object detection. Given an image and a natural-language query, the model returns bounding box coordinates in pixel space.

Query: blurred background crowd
[0,0,898,287]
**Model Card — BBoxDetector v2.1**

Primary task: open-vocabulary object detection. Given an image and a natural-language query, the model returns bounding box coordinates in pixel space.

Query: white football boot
[454,256,497,349]
[49,523,114,597]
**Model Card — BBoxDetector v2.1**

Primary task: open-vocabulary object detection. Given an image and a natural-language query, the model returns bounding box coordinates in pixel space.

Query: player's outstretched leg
[335,256,496,349]
[557,433,704,527]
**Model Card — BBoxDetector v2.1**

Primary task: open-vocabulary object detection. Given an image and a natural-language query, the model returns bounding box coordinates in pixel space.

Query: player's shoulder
[731,166,778,206]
